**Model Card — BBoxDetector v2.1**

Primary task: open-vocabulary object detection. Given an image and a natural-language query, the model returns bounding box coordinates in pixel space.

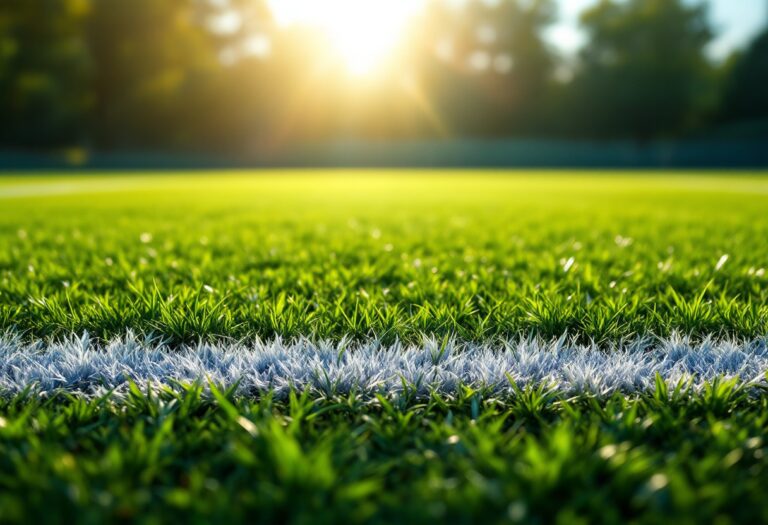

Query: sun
[268,0,426,76]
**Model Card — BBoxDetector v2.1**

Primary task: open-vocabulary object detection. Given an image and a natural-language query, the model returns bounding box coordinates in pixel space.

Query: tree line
[1,0,767,152]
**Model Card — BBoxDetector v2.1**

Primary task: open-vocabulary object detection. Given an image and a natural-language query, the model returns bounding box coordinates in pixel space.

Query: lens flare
[268,0,426,75]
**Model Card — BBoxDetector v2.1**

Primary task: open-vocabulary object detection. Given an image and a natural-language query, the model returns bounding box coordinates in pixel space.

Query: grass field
[1,171,768,523]
[2,172,768,343]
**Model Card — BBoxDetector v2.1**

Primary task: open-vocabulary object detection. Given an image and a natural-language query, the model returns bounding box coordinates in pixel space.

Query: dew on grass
[715,254,730,271]
[615,235,633,248]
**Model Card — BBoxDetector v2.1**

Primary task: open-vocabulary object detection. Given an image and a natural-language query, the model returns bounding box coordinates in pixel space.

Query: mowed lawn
[2,171,768,524]
[1,171,767,343]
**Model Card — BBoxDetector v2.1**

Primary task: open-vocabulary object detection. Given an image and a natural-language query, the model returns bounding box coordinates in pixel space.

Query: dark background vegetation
[0,0,767,164]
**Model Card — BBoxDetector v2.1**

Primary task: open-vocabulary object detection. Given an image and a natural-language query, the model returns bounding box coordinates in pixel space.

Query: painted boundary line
[0,181,137,200]
[1,334,767,398]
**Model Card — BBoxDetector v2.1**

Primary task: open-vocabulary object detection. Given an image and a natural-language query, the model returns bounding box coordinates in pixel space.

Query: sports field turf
[1,171,768,523]
[1,172,767,343]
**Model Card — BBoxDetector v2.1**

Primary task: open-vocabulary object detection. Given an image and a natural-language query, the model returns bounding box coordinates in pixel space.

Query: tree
[420,0,557,136]
[720,29,768,125]
[568,0,713,140]
[85,0,215,149]
[0,0,91,147]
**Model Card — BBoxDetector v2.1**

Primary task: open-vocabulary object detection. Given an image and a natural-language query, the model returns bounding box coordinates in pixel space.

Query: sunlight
[268,0,426,75]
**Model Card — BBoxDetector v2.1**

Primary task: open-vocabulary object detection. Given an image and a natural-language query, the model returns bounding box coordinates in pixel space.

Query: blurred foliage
[721,31,768,124]
[420,0,558,136]
[84,0,216,148]
[0,0,91,147]
[0,0,766,150]
[568,0,715,139]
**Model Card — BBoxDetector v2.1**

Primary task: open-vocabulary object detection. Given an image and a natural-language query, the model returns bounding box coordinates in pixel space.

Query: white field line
[0,334,767,399]
[0,180,136,200]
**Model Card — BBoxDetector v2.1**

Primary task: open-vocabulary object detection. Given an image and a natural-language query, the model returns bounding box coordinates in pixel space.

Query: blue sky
[548,0,767,59]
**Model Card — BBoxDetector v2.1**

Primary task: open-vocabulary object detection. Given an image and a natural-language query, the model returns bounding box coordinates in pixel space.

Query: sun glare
[268,0,426,75]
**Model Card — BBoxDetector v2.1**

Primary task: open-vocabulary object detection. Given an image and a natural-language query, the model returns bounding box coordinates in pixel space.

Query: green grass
[1,171,767,343]
[3,171,768,522]
[2,382,768,524]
